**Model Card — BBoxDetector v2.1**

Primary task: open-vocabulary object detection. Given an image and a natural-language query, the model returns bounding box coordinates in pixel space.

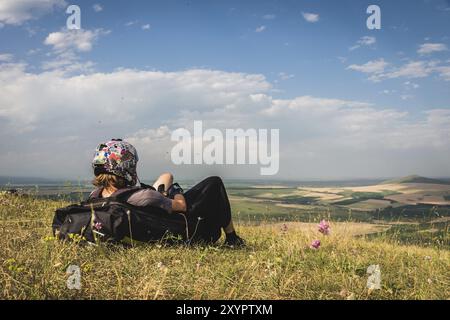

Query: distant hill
[0,176,56,185]
[0,176,88,185]
[380,175,450,185]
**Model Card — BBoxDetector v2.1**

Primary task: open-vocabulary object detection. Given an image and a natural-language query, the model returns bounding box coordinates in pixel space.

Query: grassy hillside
[0,194,449,300]
[380,175,450,185]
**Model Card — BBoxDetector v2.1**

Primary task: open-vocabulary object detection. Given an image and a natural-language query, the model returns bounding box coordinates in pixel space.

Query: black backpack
[52,188,189,245]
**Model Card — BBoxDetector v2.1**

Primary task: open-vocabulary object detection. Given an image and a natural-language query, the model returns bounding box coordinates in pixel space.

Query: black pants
[184,176,232,243]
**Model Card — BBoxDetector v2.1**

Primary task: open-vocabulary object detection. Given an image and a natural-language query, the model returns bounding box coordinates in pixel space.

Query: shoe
[224,234,246,247]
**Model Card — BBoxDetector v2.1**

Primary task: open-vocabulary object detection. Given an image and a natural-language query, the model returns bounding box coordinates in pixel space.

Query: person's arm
[171,193,187,213]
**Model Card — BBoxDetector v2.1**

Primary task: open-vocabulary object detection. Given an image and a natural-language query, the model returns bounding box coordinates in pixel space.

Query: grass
[230,193,374,222]
[0,193,449,300]
[333,192,386,206]
[371,222,449,248]
[375,204,450,220]
[228,187,298,198]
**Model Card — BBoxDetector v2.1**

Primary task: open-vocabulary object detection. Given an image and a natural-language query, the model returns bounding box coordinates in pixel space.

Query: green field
[1,178,449,299]
[1,188,449,299]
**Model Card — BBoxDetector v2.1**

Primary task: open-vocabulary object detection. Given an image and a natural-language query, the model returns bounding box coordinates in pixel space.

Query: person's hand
[171,193,187,213]
[167,183,183,199]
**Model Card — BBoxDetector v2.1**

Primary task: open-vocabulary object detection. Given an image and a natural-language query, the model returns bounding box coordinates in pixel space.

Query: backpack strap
[140,182,156,190]
[84,187,141,206]
[110,187,143,203]
[88,188,103,200]
[86,183,157,205]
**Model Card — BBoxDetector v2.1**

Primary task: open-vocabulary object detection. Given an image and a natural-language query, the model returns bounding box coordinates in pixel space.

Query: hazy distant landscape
[2,174,449,249]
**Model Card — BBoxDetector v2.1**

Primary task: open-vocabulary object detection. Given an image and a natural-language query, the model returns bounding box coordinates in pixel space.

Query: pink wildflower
[318,220,330,235]
[93,221,102,230]
[310,239,321,249]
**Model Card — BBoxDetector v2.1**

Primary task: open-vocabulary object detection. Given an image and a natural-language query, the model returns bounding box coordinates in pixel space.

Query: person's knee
[161,172,174,181]
[153,172,174,190]
[208,176,227,191]
[206,176,223,186]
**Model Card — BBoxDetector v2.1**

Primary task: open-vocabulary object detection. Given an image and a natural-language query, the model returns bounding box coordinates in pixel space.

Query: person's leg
[184,176,245,246]
[211,177,245,246]
[224,220,235,234]
[152,172,173,193]
[223,221,244,247]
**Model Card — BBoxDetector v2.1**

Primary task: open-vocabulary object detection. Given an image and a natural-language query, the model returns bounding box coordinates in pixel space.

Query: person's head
[92,173,128,189]
[92,139,139,189]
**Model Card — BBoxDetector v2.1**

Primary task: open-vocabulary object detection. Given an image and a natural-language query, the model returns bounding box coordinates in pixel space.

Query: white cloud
[400,94,413,101]
[404,81,420,89]
[42,28,109,74]
[278,72,294,81]
[0,66,271,131]
[262,96,371,117]
[347,59,450,82]
[0,64,449,179]
[0,0,66,25]
[302,12,319,23]
[44,29,109,53]
[360,36,376,46]
[418,43,448,55]
[27,48,41,55]
[347,59,388,74]
[349,36,376,51]
[435,66,450,81]
[93,4,103,12]
[255,25,266,32]
[0,53,13,62]
[125,20,138,27]
[141,24,151,30]
[128,126,171,143]
[41,51,95,73]
[384,61,434,79]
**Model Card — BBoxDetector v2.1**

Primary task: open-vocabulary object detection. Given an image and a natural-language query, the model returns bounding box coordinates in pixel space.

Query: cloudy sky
[0,0,449,181]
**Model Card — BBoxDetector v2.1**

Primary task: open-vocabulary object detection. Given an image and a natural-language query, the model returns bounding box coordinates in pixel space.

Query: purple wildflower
[310,239,321,249]
[318,220,330,235]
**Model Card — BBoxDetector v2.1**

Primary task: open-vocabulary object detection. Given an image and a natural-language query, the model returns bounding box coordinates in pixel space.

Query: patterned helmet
[92,139,139,186]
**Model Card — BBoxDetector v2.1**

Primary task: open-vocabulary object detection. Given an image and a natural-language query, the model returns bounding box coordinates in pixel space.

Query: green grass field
[1,193,449,300]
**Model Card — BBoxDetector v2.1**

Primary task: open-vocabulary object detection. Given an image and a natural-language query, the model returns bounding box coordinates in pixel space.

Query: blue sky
[3,0,450,107]
[0,0,449,180]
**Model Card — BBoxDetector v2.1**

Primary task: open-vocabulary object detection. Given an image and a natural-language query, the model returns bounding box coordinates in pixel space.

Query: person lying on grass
[90,138,245,247]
